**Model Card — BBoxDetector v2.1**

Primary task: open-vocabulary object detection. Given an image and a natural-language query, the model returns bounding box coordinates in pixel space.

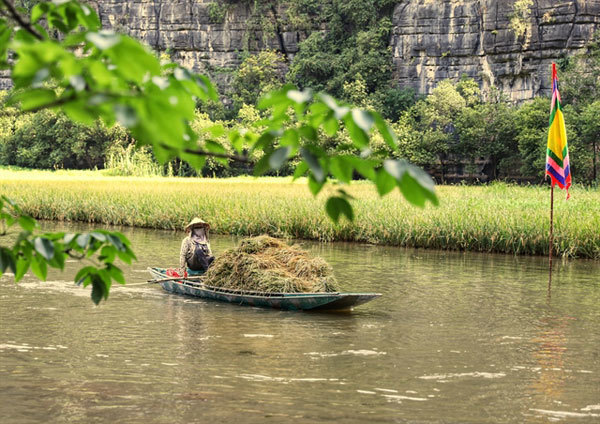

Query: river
[1,223,599,423]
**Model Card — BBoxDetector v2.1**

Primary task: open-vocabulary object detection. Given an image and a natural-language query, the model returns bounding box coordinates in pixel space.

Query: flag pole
[549,183,554,286]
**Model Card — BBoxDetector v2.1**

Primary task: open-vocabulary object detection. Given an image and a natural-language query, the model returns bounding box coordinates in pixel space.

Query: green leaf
[383,159,407,181]
[346,157,376,181]
[374,114,397,149]
[257,84,293,110]
[253,152,272,177]
[114,104,138,128]
[30,255,47,280]
[298,125,317,142]
[107,264,125,285]
[18,216,36,232]
[77,4,101,30]
[48,249,65,270]
[280,129,299,147]
[325,196,354,224]
[399,165,439,208]
[90,231,107,242]
[106,234,126,252]
[116,249,134,265]
[31,3,51,24]
[99,245,116,263]
[292,161,309,180]
[90,275,105,305]
[323,115,339,137]
[181,151,206,171]
[269,146,291,170]
[375,168,396,196]
[287,89,312,104]
[63,100,96,125]
[384,159,438,207]
[195,74,218,101]
[74,266,96,285]
[308,175,324,196]
[13,89,57,111]
[351,109,374,134]
[86,31,120,50]
[15,257,31,282]
[344,115,369,149]
[205,140,226,154]
[330,156,353,183]
[63,233,77,245]
[107,36,161,83]
[318,93,350,120]
[76,233,90,249]
[33,237,54,261]
[252,131,275,153]
[0,248,16,275]
[300,148,324,183]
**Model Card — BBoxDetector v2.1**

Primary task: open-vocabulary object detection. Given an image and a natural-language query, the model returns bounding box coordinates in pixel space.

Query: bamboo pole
[549,183,554,288]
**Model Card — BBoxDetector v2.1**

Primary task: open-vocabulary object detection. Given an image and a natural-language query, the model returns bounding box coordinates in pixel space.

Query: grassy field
[1,167,598,258]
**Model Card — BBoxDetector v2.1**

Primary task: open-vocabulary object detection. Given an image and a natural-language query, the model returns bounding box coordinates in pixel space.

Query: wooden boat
[148,267,381,311]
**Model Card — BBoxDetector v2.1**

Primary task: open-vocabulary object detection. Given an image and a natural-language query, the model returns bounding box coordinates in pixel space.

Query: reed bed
[1,168,598,259]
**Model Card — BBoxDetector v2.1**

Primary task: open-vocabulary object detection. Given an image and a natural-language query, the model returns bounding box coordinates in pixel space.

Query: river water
[1,223,599,423]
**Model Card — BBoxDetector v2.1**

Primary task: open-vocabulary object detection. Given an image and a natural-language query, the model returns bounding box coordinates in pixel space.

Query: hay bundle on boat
[203,235,339,293]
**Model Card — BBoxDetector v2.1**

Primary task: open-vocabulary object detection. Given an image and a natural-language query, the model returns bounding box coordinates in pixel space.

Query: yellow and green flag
[546,63,571,199]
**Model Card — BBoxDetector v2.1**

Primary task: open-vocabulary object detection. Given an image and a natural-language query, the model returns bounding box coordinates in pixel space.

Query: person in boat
[180,218,215,275]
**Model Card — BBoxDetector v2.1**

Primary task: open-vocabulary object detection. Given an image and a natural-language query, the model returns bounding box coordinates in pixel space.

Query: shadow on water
[1,222,599,423]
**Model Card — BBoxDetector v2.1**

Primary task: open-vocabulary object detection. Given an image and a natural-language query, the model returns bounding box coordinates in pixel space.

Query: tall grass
[103,144,169,177]
[1,168,598,258]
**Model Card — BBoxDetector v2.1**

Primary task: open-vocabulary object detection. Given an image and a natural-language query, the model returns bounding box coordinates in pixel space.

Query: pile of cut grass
[204,235,339,293]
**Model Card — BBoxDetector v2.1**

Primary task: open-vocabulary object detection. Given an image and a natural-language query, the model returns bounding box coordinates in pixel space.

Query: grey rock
[1,0,599,101]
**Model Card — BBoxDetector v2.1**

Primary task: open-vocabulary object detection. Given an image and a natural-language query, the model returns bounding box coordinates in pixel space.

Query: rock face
[94,0,298,73]
[392,0,600,101]
[2,0,599,100]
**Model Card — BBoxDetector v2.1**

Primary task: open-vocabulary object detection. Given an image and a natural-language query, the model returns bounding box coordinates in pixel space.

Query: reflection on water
[1,223,599,423]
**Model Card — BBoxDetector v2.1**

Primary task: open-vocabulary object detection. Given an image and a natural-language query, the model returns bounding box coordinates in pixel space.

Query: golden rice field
[1,167,599,258]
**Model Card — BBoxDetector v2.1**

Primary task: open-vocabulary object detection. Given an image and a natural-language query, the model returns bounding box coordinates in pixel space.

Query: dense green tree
[455,95,518,180]
[1,110,127,169]
[232,50,285,109]
[560,31,600,111]
[287,0,395,99]
[515,97,550,180]
[576,101,600,183]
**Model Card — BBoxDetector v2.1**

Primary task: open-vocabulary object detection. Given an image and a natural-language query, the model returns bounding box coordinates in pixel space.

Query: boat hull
[148,268,380,311]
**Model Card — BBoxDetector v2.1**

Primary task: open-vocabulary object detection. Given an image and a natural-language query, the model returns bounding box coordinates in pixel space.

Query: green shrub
[232,50,285,108]
[0,110,128,170]
[207,2,227,24]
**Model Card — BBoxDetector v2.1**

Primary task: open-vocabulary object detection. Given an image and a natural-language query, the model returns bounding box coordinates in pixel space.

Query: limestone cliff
[2,1,599,100]
[392,0,600,101]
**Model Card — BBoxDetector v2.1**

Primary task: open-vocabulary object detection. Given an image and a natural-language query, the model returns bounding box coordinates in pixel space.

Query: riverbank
[1,168,598,258]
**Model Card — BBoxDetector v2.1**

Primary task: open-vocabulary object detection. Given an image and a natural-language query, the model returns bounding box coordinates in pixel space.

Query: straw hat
[184,217,210,232]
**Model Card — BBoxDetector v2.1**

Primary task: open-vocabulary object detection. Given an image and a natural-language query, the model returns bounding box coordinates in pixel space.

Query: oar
[147,276,206,284]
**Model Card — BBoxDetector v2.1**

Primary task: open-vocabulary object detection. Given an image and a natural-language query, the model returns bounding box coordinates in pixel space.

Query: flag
[546,63,571,199]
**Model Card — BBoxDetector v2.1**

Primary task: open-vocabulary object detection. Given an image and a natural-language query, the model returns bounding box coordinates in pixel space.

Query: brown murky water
[1,223,599,423]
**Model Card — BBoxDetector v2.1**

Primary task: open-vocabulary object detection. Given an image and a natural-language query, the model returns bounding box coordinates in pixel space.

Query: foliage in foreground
[1,170,598,259]
[0,195,136,303]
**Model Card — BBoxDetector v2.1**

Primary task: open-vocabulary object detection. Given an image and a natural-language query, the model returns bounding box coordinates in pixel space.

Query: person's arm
[206,242,213,256]
[179,238,189,270]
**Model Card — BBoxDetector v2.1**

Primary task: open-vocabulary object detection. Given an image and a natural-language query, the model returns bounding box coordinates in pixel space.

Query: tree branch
[0,0,44,40]
[182,146,251,163]
[158,143,251,163]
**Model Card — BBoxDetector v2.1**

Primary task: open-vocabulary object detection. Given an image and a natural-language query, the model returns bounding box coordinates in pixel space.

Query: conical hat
[184,217,210,232]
